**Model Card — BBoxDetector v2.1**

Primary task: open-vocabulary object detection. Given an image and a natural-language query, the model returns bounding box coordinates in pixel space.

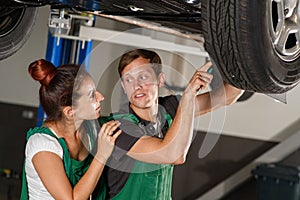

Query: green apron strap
[164,113,173,127]
[101,113,172,127]
[100,113,140,125]
[20,164,28,200]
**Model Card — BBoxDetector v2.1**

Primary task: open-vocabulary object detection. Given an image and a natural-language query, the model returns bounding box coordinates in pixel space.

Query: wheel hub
[269,0,300,62]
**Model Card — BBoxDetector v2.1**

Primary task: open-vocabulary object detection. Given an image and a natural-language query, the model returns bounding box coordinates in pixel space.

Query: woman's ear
[158,72,166,87]
[62,106,73,119]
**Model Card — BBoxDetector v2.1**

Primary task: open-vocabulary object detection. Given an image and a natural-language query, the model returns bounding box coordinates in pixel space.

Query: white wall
[197,86,300,142]
[0,6,300,143]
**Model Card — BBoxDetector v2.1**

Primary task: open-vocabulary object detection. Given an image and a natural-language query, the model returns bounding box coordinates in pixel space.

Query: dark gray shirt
[103,95,180,199]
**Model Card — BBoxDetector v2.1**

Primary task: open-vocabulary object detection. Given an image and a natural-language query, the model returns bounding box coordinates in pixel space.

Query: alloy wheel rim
[269,0,300,62]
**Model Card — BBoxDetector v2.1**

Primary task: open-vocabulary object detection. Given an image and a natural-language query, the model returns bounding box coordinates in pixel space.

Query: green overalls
[102,113,174,200]
[20,126,106,200]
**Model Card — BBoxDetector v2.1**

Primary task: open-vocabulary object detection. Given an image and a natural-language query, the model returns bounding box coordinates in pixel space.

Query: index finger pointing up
[197,61,212,72]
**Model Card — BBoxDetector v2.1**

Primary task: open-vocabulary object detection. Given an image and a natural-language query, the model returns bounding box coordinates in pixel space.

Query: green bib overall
[102,113,174,200]
[20,126,106,200]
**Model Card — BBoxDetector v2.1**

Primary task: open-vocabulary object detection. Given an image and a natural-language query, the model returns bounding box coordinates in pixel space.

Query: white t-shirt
[25,133,63,200]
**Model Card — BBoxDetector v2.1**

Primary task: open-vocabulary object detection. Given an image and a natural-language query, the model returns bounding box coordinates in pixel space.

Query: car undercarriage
[1,0,300,94]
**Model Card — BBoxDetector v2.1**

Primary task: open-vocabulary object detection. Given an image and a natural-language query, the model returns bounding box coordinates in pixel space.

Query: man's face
[121,57,159,110]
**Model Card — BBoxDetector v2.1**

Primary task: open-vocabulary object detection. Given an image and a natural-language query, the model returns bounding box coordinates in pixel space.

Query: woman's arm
[32,152,105,200]
[32,121,121,200]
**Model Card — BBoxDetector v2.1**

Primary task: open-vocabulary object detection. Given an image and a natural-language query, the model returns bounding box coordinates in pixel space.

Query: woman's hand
[96,120,122,163]
[183,62,213,97]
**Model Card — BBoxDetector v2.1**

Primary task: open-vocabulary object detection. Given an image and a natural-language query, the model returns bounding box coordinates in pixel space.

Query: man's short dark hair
[118,49,162,77]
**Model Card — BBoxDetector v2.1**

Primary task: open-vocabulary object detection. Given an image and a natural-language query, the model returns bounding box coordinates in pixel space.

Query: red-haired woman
[21,59,121,200]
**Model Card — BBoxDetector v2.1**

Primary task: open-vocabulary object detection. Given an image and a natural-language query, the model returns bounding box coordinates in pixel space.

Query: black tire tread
[202,0,257,91]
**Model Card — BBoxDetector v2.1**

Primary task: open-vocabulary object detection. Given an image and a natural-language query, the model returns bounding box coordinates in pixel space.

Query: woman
[21,59,121,200]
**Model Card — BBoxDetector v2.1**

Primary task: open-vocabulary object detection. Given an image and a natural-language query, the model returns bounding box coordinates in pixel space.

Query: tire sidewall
[0,7,38,60]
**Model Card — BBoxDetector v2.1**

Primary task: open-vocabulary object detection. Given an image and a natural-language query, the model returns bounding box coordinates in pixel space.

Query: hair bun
[28,59,56,86]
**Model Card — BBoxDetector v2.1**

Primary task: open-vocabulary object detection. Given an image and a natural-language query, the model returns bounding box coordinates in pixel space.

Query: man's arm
[119,62,243,165]
[195,82,244,116]
[127,92,196,165]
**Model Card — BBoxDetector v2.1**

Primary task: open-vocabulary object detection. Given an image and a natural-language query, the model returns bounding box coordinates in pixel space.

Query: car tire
[237,91,255,102]
[201,0,300,94]
[0,7,38,60]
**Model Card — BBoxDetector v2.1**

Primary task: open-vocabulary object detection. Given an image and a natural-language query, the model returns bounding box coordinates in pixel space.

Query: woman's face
[121,57,159,110]
[73,75,104,120]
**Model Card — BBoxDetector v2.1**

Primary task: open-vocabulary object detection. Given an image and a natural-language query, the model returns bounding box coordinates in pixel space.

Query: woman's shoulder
[26,133,63,160]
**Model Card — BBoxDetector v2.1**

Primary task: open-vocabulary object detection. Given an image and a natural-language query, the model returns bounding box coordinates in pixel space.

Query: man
[102,49,244,199]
